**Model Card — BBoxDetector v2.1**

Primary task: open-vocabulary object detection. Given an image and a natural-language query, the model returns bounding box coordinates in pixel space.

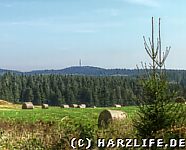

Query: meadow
[0,105,185,150]
[0,106,137,123]
[0,105,137,150]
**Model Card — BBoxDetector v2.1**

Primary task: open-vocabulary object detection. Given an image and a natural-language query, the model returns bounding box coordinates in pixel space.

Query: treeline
[0,73,185,106]
[0,73,140,106]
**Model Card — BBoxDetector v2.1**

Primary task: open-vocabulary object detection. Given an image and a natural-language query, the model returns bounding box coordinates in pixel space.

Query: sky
[0,0,186,71]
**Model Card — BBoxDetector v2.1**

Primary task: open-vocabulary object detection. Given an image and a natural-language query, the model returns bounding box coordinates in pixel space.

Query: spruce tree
[134,17,186,143]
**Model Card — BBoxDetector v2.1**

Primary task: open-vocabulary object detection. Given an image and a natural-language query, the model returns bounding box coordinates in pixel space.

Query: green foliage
[0,71,186,107]
[134,75,186,138]
[134,17,186,143]
[0,73,138,106]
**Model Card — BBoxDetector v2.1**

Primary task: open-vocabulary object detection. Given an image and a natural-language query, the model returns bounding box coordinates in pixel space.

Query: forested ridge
[0,72,185,106]
[1,66,186,78]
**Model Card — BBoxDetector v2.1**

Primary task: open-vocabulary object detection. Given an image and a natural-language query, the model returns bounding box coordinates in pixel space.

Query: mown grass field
[0,105,137,149]
[0,105,185,149]
[0,106,137,124]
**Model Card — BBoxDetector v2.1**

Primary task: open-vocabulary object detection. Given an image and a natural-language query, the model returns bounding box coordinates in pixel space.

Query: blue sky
[0,0,185,71]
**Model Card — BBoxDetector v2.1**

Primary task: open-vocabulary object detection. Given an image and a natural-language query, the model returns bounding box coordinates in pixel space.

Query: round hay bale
[98,110,127,128]
[114,104,122,108]
[78,104,86,108]
[0,100,12,105]
[22,102,34,109]
[71,104,78,108]
[61,104,70,108]
[42,104,49,109]
[175,97,185,103]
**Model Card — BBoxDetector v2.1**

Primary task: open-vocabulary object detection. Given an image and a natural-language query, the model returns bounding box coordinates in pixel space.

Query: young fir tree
[134,17,186,142]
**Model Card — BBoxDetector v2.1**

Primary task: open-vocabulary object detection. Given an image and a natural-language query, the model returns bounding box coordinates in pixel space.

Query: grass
[0,105,185,149]
[0,106,137,149]
[0,106,138,123]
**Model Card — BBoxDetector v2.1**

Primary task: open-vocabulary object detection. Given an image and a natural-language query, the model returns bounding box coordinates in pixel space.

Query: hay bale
[71,104,78,108]
[175,97,185,103]
[42,104,49,109]
[90,106,96,108]
[61,104,70,108]
[0,100,12,105]
[78,104,86,108]
[98,110,127,128]
[114,104,122,108]
[22,102,34,109]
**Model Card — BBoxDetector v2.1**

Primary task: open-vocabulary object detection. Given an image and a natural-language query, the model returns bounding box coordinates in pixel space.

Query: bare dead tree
[143,17,171,78]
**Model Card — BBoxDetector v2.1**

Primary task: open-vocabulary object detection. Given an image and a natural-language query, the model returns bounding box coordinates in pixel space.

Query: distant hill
[0,69,21,75]
[25,66,139,76]
[0,66,186,82]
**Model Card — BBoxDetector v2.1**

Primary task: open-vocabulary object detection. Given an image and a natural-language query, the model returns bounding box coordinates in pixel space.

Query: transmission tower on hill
[79,59,82,67]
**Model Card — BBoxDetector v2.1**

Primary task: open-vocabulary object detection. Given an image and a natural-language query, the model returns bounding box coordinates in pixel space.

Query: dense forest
[0,72,185,106]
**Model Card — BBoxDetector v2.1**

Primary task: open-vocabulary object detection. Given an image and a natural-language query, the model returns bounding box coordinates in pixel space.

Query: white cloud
[74,29,97,33]
[0,20,124,33]
[94,8,120,17]
[122,0,159,7]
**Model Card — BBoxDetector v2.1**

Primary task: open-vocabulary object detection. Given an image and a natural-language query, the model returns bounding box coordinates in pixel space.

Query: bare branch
[161,46,170,64]
[143,36,152,55]
[152,17,154,51]
[148,37,153,49]
[141,17,171,79]
[155,38,159,58]
[159,18,162,67]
